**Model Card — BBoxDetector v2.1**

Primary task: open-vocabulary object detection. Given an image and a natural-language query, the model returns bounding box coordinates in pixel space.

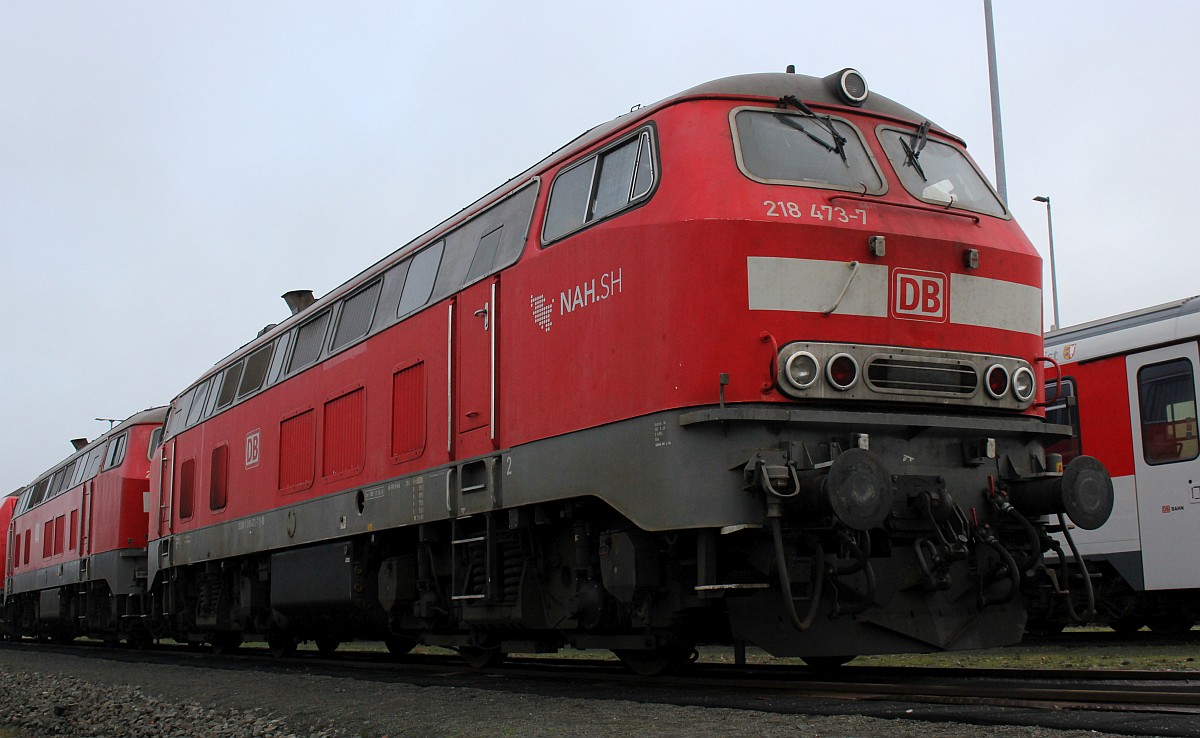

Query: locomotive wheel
[613,644,696,676]
[127,629,154,651]
[1024,617,1067,638]
[458,646,505,669]
[1147,615,1194,636]
[210,632,243,655]
[801,655,855,671]
[315,637,340,654]
[385,636,416,656]
[268,635,298,658]
[1108,616,1145,636]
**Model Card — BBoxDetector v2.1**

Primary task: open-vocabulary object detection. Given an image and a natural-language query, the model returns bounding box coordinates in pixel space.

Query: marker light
[827,353,860,391]
[985,364,1010,399]
[784,351,820,390]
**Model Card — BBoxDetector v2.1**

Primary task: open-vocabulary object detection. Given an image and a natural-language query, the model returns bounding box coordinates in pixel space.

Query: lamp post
[1032,195,1060,329]
[984,0,1008,202]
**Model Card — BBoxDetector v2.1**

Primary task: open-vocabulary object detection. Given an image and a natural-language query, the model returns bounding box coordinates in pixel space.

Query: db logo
[891,269,948,322]
[245,429,261,470]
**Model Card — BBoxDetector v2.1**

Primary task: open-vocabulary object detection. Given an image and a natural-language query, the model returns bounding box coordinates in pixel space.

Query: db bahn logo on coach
[891,268,948,323]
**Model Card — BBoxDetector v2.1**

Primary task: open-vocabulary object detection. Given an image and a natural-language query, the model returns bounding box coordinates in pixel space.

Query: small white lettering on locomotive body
[560,268,623,315]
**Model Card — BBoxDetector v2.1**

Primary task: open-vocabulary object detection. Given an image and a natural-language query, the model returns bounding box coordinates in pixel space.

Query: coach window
[237,344,274,398]
[331,279,382,351]
[287,310,331,373]
[543,128,657,243]
[1138,359,1199,465]
[733,110,883,194]
[1044,377,1080,463]
[396,242,444,318]
[103,432,128,471]
[878,125,1006,217]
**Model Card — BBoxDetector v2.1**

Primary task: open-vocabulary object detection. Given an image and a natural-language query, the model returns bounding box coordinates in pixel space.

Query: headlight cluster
[775,341,1038,410]
[984,364,1036,402]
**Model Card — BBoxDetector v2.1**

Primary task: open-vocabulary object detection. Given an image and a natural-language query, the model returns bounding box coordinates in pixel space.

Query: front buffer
[675,404,1113,660]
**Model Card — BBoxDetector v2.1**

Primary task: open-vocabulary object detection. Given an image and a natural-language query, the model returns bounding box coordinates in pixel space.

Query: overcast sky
[2,1,1195,493]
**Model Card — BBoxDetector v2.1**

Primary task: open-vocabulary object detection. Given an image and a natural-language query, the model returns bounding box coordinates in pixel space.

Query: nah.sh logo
[891,269,948,322]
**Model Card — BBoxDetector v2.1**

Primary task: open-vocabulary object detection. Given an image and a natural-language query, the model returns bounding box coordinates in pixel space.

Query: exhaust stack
[282,290,315,315]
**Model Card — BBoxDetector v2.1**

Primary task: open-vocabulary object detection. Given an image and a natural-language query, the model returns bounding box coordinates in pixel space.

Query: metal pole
[1033,196,1060,329]
[984,0,1008,202]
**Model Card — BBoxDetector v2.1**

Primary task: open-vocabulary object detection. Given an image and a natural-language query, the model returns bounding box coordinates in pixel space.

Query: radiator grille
[865,356,978,396]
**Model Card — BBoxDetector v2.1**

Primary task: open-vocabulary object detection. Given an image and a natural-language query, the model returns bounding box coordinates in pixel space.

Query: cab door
[1127,341,1200,589]
[454,276,498,460]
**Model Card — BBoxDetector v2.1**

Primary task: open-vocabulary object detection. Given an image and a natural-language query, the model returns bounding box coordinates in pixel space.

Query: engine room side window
[877,125,1006,217]
[733,109,883,194]
[28,478,50,508]
[186,378,213,426]
[287,310,332,374]
[214,361,244,410]
[542,127,657,244]
[1137,359,1199,465]
[237,344,274,398]
[331,279,382,351]
[396,242,443,318]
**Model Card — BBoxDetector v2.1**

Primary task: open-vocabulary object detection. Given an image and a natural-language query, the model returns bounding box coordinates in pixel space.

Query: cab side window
[542,128,656,243]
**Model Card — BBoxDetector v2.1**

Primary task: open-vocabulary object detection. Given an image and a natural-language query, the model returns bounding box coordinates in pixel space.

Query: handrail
[828,194,981,225]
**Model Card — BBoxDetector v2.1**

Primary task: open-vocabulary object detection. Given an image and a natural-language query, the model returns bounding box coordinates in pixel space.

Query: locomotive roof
[195,70,952,379]
[24,406,168,487]
[1045,295,1200,363]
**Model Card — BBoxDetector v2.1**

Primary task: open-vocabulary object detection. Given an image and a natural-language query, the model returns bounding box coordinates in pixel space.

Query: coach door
[454,276,498,461]
[1127,341,1200,589]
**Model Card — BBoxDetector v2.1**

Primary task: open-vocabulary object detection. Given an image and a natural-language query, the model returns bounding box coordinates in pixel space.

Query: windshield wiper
[899,120,932,181]
[780,95,848,166]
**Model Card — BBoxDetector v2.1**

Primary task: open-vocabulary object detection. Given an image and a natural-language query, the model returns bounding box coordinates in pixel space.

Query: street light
[1032,195,1060,329]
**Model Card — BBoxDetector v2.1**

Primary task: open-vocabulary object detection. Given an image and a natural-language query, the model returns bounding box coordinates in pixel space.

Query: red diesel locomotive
[8,69,1113,671]
[1031,296,1200,634]
[5,408,166,642]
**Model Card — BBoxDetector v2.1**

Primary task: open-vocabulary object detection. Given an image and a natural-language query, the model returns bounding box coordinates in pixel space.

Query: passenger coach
[1034,297,1200,634]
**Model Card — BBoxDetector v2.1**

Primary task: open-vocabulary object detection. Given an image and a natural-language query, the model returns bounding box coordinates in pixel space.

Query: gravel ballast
[0,645,1143,738]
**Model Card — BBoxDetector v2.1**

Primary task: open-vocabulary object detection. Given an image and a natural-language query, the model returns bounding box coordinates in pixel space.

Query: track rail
[8,641,1200,736]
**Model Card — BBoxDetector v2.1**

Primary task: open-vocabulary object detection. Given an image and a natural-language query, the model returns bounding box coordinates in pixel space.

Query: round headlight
[837,68,869,105]
[985,364,1010,400]
[1012,366,1035,402]
[827,353,860,391]
[784,351,820,390]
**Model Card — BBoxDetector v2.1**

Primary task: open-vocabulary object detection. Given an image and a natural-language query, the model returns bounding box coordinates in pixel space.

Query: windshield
[879,126,1006,217]
[733,109,884,193]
